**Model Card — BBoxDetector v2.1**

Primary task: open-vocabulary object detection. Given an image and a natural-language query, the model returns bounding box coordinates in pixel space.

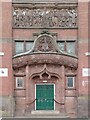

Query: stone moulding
[12,0,78,4]
[12,53,78,69]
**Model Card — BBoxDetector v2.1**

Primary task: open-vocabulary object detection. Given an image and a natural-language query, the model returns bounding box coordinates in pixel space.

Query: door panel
[36,84,54,110]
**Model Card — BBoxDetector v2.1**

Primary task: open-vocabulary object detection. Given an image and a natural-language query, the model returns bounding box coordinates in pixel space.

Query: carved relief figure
[68,9,77,27]
[53,9,59,26]
[23,9,33,26]
[13,7,77,28]
[34,35,56,52]
[33,9,43,26]
[40,37,49,51]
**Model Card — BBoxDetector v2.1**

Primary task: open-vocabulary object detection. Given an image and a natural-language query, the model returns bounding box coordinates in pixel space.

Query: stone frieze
[13,7,77,28]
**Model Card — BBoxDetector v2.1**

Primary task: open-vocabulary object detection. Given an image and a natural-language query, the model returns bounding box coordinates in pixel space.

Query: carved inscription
[13,7,77,28]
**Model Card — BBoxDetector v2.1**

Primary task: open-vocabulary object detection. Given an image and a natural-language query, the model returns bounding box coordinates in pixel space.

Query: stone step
[24,115,69,118]
[25,110,69,118]
[24,114,69,118]
[31,110,60,115]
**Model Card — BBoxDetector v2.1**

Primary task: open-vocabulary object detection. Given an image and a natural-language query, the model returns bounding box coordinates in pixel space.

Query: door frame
[35,83,55,110]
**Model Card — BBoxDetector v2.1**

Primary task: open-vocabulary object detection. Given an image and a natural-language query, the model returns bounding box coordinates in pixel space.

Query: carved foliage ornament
[13,7,77,28]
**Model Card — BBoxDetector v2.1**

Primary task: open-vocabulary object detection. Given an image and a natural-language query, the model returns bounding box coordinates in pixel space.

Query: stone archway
[13,33,78,116]
[25,65,65,113]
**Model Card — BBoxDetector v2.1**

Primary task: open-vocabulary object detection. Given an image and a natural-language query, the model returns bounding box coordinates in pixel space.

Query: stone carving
[34,35,56,52]
[13,53,78,69]
[13,7,77,28]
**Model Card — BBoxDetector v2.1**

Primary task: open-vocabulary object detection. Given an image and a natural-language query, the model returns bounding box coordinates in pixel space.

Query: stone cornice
[12,0,78,4]
[13,53,78,69]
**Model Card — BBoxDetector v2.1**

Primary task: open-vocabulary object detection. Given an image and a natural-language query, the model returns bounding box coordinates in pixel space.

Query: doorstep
[31,110,60,115]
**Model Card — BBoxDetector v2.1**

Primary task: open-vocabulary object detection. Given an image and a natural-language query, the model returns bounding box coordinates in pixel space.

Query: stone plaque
[0,68,8,77]
[82,68,90,77]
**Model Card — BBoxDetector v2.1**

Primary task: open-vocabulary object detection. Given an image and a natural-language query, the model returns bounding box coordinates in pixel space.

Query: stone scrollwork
[13,7,77,28]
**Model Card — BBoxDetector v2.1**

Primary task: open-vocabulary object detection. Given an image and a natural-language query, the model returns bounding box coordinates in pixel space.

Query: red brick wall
[78,2,88,95]
[0,0,89,118]
[13,29,77,40]
[77,2,88,118]
[0,2,13,96]
[0,1,14,117]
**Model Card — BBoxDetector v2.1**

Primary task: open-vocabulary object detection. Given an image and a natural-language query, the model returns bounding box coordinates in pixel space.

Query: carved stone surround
[13,4,77,28]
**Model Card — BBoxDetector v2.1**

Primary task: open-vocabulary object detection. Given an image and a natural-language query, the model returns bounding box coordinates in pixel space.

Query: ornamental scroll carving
[13,7,77,28]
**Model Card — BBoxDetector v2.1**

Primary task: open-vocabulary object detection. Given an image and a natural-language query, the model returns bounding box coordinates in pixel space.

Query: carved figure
[68,9,77,27]
[34,35,56,52]
[13,7,77,28]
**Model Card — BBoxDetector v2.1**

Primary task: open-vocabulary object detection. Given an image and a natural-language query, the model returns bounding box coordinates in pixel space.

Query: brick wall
[0,1,14,117]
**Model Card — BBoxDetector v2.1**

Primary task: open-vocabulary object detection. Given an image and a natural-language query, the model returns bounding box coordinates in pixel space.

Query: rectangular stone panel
[13,6,77,28]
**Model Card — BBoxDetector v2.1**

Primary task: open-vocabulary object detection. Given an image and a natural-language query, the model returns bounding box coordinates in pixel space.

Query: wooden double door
[36,84,54,110]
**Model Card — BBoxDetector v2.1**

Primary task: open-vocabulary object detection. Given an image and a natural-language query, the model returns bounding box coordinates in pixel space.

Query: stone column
[61,65,65,113]
[25,65,29,111]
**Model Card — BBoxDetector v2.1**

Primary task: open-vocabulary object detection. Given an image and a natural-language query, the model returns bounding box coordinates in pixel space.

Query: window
[57,41,65,51]
[67,41,75,54]
[15,41,34,54]
[16,77,24,88]
[67,77,75,88]
[15,41,24,54]
[57,41,76,55]
[26,41,33,51]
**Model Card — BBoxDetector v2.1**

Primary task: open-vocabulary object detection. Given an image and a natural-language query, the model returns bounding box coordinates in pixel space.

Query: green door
[36,84,54,110]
